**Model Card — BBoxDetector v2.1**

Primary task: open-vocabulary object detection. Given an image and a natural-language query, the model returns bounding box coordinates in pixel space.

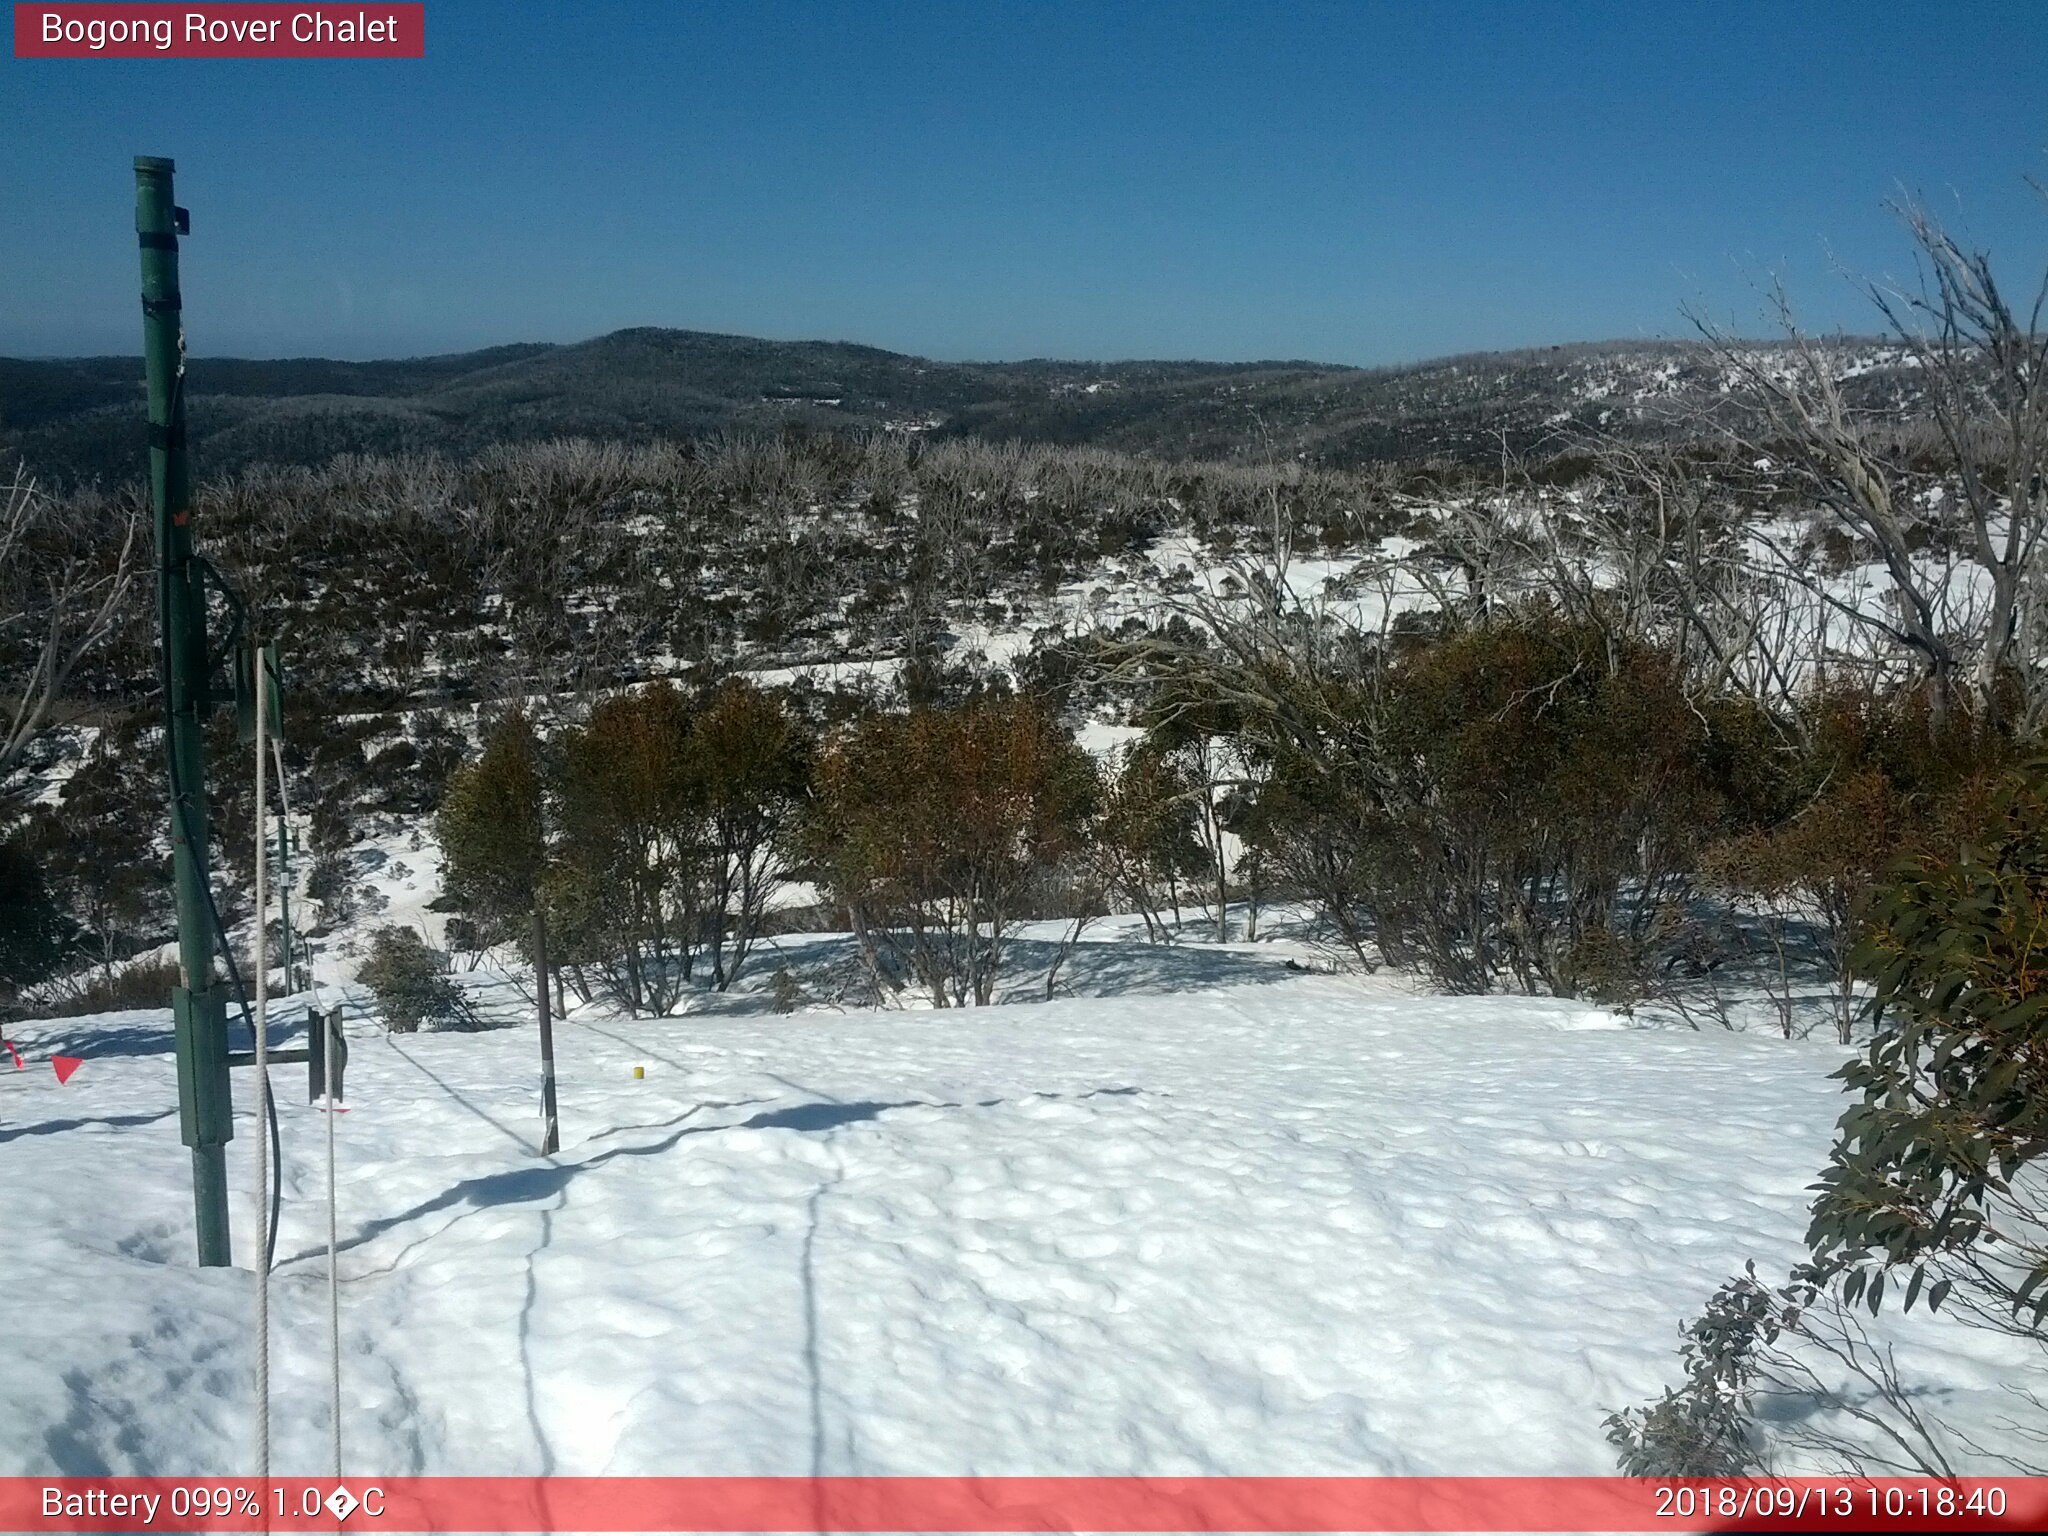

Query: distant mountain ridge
[0,327,1908,486]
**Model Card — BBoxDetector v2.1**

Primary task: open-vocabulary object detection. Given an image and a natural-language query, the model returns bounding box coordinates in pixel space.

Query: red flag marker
[51,1056,82,1085]
[2,1038,22,1071]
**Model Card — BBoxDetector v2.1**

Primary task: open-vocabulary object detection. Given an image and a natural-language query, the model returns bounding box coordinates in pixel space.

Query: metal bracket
[172,984,233,1149]
[234,639,284,746]
[308,1005,347,1103]
[227,1006,345,1104]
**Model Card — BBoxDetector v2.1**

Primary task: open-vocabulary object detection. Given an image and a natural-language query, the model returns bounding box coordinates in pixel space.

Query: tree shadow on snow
[4,1014,177,1061]
[0,1108,175,1145]
[282,1098,766,1267]
[289,1077,1155,1274]
[740,1101,911,1133]
[995,933,1299,1004]
[384,1032,545,1154]
[746,1086,1151,1135]
[7,994,340,1065]
[699,929,1301,1016]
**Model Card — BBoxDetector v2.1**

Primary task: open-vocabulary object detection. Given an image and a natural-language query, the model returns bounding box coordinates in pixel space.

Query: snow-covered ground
[3,924,2031,1480]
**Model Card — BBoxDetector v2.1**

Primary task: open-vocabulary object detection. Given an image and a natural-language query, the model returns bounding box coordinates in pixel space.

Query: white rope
[270,729,342,1480]
[323,978,342,1479]
[251,647,271,1482]
[267,734,308,1004]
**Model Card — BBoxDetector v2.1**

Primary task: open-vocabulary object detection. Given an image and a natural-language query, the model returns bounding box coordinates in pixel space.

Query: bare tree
[1872,198,2048,731]
[1575,443,1834,741]
[0,467,141,794]
[1690,195,2048,730]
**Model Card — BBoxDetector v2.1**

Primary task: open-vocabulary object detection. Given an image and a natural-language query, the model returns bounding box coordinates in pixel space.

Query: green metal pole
[138,156,234,1267]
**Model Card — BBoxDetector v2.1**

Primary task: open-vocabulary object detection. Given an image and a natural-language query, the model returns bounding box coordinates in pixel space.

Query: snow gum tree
[17,718,169,984]
[1090,747,1207,943]
[551,681,702,1015]
[1814,757,2048,1341]
[691,679,810,992]
[1141,692,1260,944]
[1701,684,2014,1041]
[810,696,1098,1007]
[442,681,816,1014]
[0,835,77,1000]
[437,708,549,949]
[437,706,564,1146]
[1234,613,1743,996]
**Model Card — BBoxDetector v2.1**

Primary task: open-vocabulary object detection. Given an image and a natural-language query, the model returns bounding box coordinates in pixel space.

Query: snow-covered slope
[2,952,2024,1479]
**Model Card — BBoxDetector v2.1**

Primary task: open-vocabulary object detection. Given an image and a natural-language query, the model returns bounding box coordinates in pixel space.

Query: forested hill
[0,328,1912,487]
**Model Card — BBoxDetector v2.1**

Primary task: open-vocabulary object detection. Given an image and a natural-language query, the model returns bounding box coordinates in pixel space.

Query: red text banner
[5,1475,2047,1533]
[14,4,424,58]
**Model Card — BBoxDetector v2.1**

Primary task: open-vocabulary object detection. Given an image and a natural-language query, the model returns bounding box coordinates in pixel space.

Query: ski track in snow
[0,970,2026,1477]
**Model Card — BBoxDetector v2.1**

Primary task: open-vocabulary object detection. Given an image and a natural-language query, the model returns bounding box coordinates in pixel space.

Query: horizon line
[2,324,1871,374]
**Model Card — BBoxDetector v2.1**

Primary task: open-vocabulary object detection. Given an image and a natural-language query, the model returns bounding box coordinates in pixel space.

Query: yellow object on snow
[634,1065,645,1080]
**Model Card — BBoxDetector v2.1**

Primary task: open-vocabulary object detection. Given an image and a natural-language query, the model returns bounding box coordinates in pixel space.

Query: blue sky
[3,0,2044,363]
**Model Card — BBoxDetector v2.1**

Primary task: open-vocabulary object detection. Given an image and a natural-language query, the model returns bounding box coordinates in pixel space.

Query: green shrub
[305,852,357,928]
[809,696,1097,1006]
[1702,684,2014,1040]
[1811,755,2048,1324]
[1611,758,2048,1478]
[1256,614,1740,996]
[357,924,469,1032]
[0,834,79,997]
